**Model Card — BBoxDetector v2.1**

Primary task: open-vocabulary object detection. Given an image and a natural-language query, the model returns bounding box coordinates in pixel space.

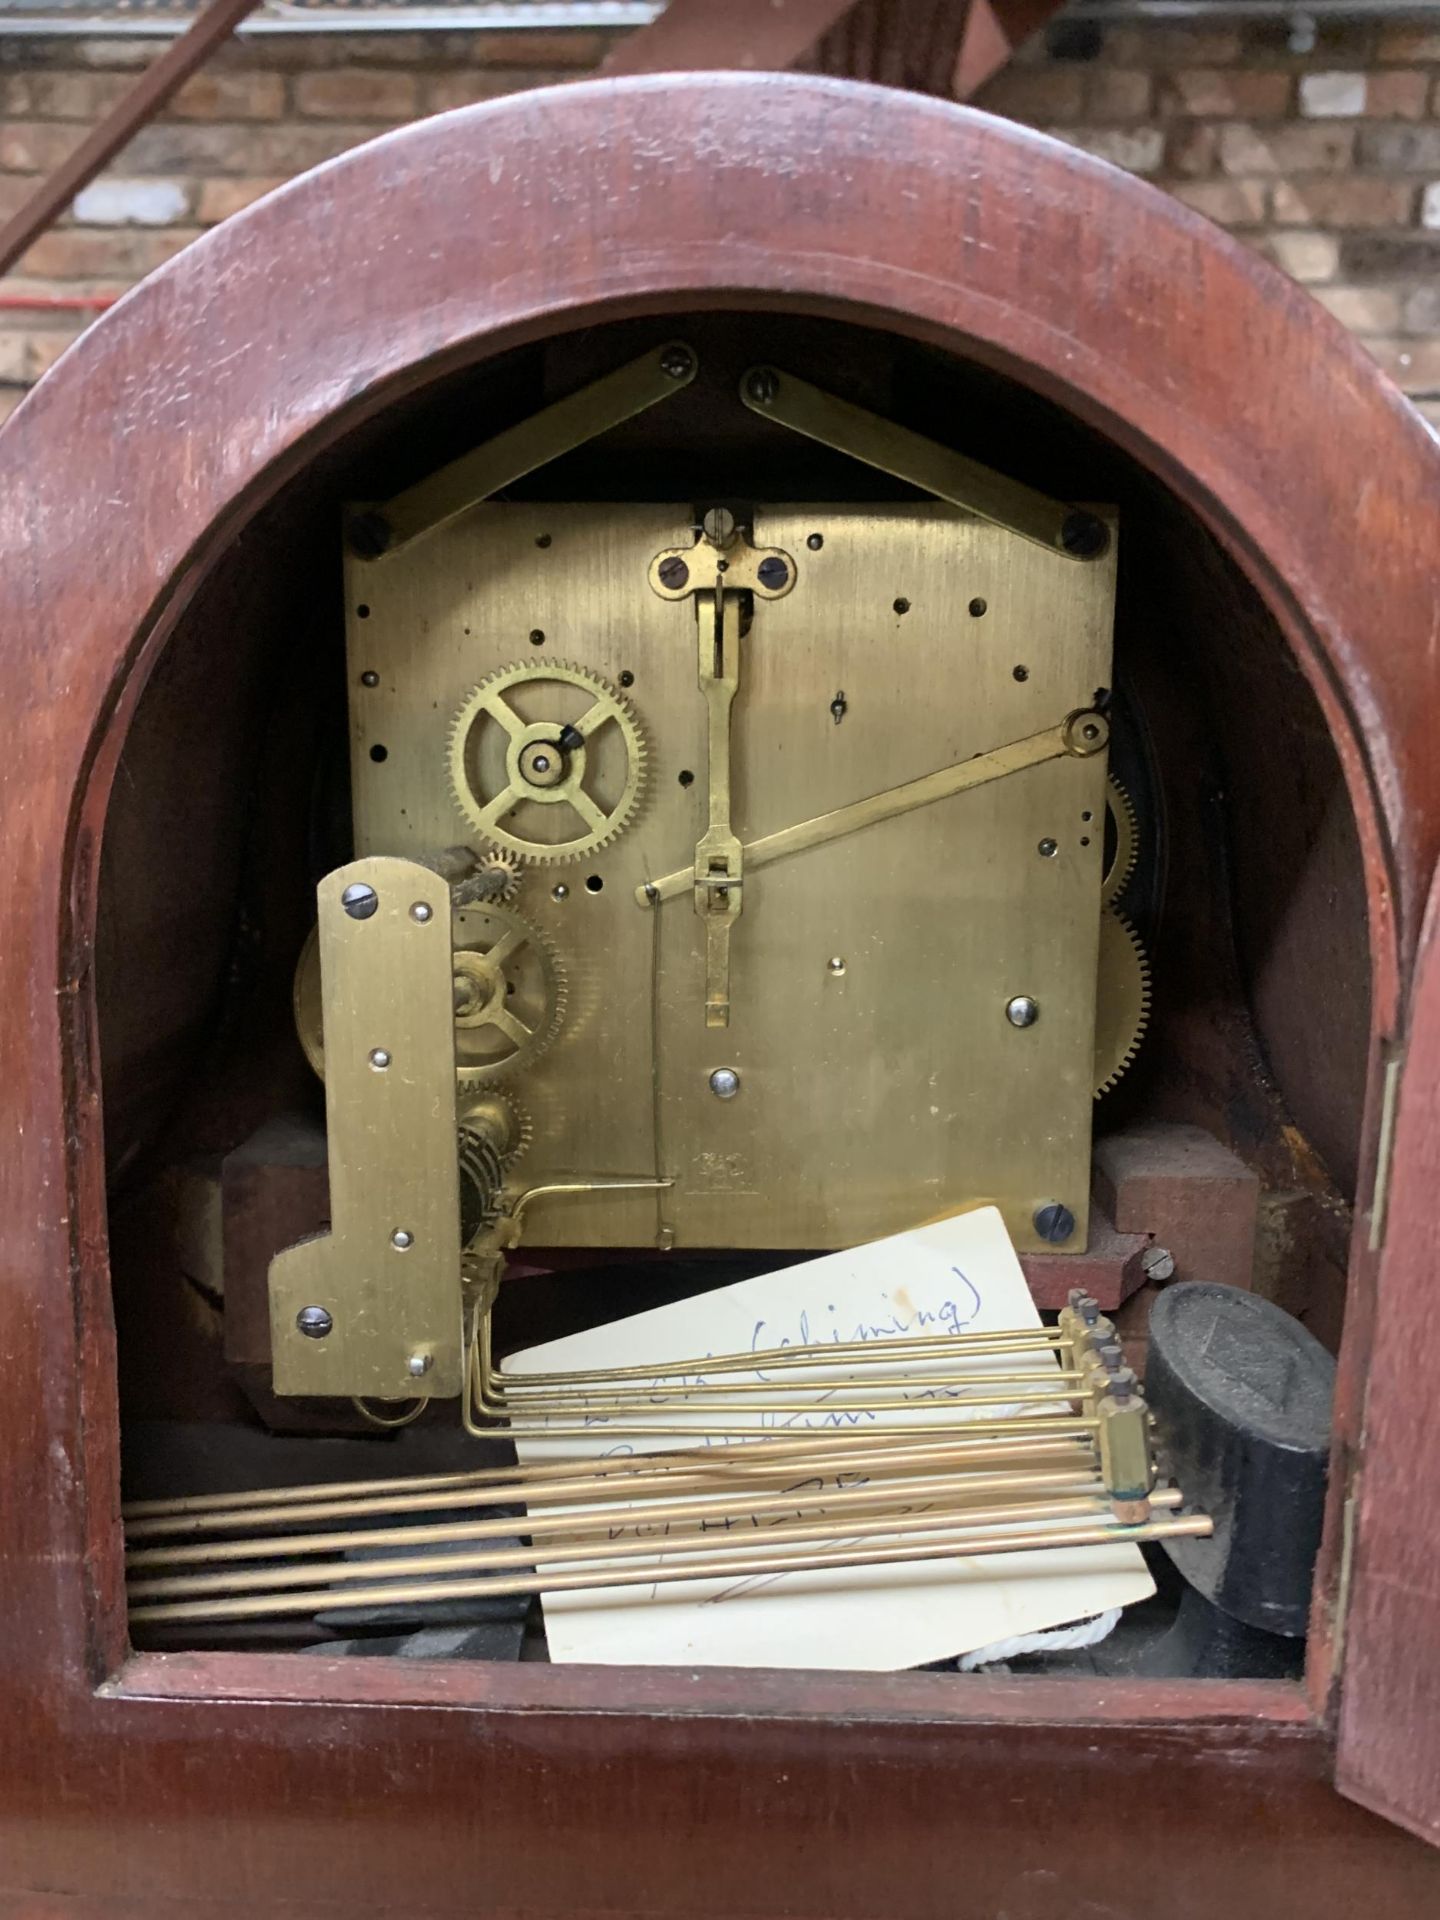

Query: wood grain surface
[0,74,1438,1911]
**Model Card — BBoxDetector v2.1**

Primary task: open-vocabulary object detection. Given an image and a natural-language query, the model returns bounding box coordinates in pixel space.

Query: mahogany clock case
[2,74,1438,1917]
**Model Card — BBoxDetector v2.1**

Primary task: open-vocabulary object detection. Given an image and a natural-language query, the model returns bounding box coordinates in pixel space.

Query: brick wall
[1,17,1438,431]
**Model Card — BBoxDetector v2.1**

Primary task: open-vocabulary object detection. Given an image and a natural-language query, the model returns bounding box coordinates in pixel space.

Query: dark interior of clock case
[99,309,1364,1674]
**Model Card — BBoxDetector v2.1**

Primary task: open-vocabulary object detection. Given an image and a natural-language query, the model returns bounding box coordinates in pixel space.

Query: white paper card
[506,1206,1153,1668]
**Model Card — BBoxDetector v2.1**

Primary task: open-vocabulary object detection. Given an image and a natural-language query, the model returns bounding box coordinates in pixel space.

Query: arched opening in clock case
[100,308,1365,1670]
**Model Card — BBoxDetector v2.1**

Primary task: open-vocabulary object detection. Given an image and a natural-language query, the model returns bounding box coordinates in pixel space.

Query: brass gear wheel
[1102,776,1139,908]
[1093,907,1151,1098]
[451,903,565,1087]
[448,661,646,865]
[459,1089,533,1165]
[457,847,523,907]
[291,905,563,1089]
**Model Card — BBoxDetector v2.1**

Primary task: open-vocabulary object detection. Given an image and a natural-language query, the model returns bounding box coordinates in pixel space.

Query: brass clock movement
[270,342,1146,1413]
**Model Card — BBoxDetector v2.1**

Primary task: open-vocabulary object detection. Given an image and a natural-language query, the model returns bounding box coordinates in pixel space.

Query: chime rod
[129,1463,1119,1570]
[125,1428,1091,1526]
[131,1488,1186,1604]
[493,1326,1072,1388]
[484,1412,1102,1443]
[128,1448,1103,1544]
[494,1369,1084,1404]
[131,1515,1214,1625]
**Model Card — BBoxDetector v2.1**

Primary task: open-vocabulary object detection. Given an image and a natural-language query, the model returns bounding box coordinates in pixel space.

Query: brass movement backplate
[344,500,1118,1255]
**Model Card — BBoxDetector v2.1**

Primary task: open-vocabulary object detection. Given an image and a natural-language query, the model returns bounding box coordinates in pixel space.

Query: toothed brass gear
[448,661,646,864]
[1093,908,1151,1098]
[291,905,563,1089]
[459,1088,532,1164]
[1102,776,1139,908]
[451,903,565,1087]
[459,848,523,906]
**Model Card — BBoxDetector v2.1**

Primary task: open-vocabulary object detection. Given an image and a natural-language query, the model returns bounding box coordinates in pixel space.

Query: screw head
[391,1228,414,1250]
[369,1048,391,1070]
[1006,995,1039,1028]
[806,532,824,551]
[746,367,779,406]
[407,1351,434,1379]
[709,1067,741,1100]
[827,957,846,975]
[1033,1202,1077,1245]
[757,555,790,591]
[347,512,392,560]
[660,344,695,380]
[410,901,433,923]
[341,882,379,919]
[296,1305,333,1340]
[658,555,690,591]
[1060,511,1109,559]
[552,883,569,901]
[360,670,380,688]
[1142,1245,1176,1282]
[1037,838,1058,859]
[702,506,736,546]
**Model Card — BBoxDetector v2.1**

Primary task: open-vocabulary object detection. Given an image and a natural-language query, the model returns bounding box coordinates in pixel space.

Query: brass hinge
[1368,1046,1403,1252]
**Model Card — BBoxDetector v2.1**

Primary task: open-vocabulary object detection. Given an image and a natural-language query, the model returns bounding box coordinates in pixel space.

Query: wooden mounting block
[1,73,1439,1915]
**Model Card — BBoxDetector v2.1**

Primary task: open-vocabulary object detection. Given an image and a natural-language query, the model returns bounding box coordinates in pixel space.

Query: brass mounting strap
[356,340,699,556]
[739,365,1109,560]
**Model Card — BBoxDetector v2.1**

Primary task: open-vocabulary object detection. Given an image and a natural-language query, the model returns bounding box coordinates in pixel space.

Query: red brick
[1315,285,1404,333]
[293,69,420,120]
[1102,26,1242,65]
[0,72,132,119]
[1174,179,1268,226]
[15,226,203,281]
[1157,69,1292,118]
[1217,123,1355,175]
[1165,122,1218,178]
[1376,26,1440,61]
[459,28,608,68]
[1365,70,1430,119]
[1273,177,1416,227]
[195,175,289,224]
[170,69,286,121]
[424,71,555,115]
[1364,337,1440,395]
[973,65,1085,123]
[1057,126,1164,174]
[121,121,376,175]
[0,121,82,174]
[1257,230,1340,283]
[1085,69,1153,119]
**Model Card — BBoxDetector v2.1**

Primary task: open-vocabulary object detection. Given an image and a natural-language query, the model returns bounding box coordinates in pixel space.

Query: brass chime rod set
[126,1293,1210,1629]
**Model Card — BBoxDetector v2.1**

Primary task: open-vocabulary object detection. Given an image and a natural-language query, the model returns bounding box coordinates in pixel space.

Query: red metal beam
[0,0,262,281]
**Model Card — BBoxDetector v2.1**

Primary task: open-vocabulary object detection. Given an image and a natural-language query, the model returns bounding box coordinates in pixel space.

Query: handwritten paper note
[506,1206,1153,1668]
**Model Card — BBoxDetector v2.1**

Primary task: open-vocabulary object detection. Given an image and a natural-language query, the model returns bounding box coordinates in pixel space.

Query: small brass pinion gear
[448,661,646,864]
[1093,908,1151,1098]
[292,903,564,1090]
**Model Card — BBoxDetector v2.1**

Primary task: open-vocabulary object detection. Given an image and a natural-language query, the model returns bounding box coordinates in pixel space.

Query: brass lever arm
[739,366,1107,559]
[637,710,1108,909]
[361,341,698,555]
[692,588,744,1026]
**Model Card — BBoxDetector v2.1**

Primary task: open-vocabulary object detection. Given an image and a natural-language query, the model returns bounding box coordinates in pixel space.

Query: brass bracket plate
[269,856,464,1400]
[649,530,797,602]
